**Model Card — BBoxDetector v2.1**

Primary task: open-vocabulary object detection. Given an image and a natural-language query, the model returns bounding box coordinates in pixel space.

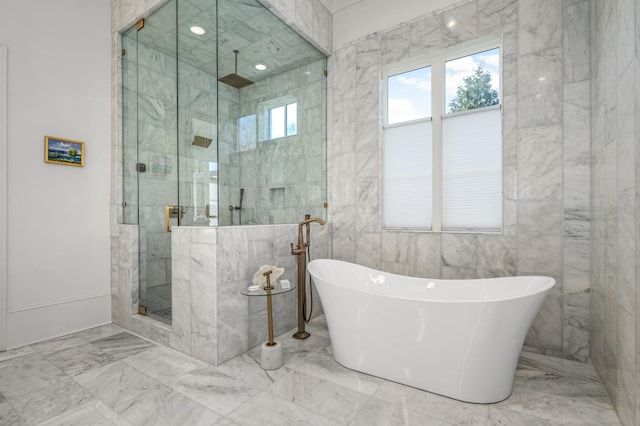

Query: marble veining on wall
[328,0,592,360]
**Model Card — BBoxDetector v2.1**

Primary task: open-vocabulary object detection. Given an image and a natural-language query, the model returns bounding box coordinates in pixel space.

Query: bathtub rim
[308,258,556,304]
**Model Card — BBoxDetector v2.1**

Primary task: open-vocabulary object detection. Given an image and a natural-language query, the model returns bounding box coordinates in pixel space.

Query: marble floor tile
[0,321,622,425]
[501,380,620,425]
[29,334,88,355]
[275,336,333,370]
[267,370,371,423]
[73,360,159,410]
[222,391,341,426]
[90,332,156,361]
[169,366,261,416]
[0,400,26,425]
[372,380,490,425]
[122,345,207,383]
[215,352,292,390]
[288,350,383,396]
[487,406,562,426]
[0,353,68,398]
[72,323,127,343]
[37,400,127,426]
[350,395,452,426]
[45,343,117,377]
[7,377,95,425]
[116,384,220,426]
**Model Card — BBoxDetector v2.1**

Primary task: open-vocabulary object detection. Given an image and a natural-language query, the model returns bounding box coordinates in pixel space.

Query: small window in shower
[258,95,297,141]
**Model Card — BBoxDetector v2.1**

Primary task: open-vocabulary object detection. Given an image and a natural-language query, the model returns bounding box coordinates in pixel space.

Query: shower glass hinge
[324,70,328,77]
[121,48,126,56]
[323,202,328,208]
[138,305,147,315]
[136,18,145,31]
[121,201,127,208]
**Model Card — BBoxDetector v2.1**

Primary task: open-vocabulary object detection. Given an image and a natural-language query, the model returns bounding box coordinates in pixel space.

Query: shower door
[122,1,180,323]
[123,0,219,323]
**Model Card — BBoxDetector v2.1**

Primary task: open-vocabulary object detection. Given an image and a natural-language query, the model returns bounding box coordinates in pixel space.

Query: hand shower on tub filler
[290,214,326,340]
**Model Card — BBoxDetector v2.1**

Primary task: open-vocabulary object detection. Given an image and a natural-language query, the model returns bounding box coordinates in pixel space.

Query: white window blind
[383,120,433,229]
[442,107,502,231]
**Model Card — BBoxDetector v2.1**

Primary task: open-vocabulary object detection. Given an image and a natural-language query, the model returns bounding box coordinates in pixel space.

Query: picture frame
[44,135,85,167]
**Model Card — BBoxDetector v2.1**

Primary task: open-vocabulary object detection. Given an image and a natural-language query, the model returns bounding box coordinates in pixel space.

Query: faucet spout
[291,215,326,254]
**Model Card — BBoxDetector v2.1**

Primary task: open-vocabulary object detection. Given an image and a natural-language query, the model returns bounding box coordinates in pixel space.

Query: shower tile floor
[0,317,621,425]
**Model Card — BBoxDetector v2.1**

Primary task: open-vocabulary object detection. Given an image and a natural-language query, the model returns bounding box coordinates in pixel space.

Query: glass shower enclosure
[121,0,327,323]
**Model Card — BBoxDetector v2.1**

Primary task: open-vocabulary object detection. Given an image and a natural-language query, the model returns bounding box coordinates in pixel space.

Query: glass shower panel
[177,0,218,227]
[128,0,179,323]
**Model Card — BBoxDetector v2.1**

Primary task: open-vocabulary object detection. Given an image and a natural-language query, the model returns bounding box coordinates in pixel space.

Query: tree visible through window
[448,63,499,113]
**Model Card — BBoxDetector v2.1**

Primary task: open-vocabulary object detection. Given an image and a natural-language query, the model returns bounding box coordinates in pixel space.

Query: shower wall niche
[121,0,327,322]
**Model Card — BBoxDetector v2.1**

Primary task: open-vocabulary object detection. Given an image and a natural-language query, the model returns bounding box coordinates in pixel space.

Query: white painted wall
[0,0,112,349]
[0,45,7,350]
[331,0,459,48]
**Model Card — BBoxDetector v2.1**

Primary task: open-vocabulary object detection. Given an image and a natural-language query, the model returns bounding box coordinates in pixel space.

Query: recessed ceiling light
[255,64,267,71]
[190,25,206,35]
[447,19,456,28]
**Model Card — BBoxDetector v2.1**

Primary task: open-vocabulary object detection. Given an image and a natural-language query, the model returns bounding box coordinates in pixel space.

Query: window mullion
[431,57,444,232]
[283,104,288,136]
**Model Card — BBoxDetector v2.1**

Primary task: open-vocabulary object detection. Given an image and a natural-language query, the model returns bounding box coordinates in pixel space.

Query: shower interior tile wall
[232,59,327,225]
[328,0,592,360]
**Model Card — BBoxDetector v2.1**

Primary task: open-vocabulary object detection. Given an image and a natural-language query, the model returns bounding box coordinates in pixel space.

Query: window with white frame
[382,38,502,232]
[258,95,297,142]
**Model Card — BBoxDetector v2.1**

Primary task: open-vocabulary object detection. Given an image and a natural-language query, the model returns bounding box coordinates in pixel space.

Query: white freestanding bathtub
[307,259,555,403]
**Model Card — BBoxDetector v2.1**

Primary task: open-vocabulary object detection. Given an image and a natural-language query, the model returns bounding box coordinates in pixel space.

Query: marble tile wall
[328,0,592,360]
[112,223,331,365]
[589,0,639,424]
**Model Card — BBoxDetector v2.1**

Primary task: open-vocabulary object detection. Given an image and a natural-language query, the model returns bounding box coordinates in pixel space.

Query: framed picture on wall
[44,135,85,167]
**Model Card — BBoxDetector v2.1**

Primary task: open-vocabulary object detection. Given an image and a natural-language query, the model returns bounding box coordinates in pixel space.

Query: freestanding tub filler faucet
[291,214,326,339]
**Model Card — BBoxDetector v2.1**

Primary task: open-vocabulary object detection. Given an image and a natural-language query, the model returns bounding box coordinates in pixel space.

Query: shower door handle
[205,204,217,218]
[165,205,182,232]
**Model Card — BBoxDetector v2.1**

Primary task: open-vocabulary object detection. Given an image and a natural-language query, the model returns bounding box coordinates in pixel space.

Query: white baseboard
[6,294,111,350]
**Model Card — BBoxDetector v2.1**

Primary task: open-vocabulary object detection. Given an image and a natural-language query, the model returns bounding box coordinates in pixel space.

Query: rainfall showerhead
[218,50,254,89]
